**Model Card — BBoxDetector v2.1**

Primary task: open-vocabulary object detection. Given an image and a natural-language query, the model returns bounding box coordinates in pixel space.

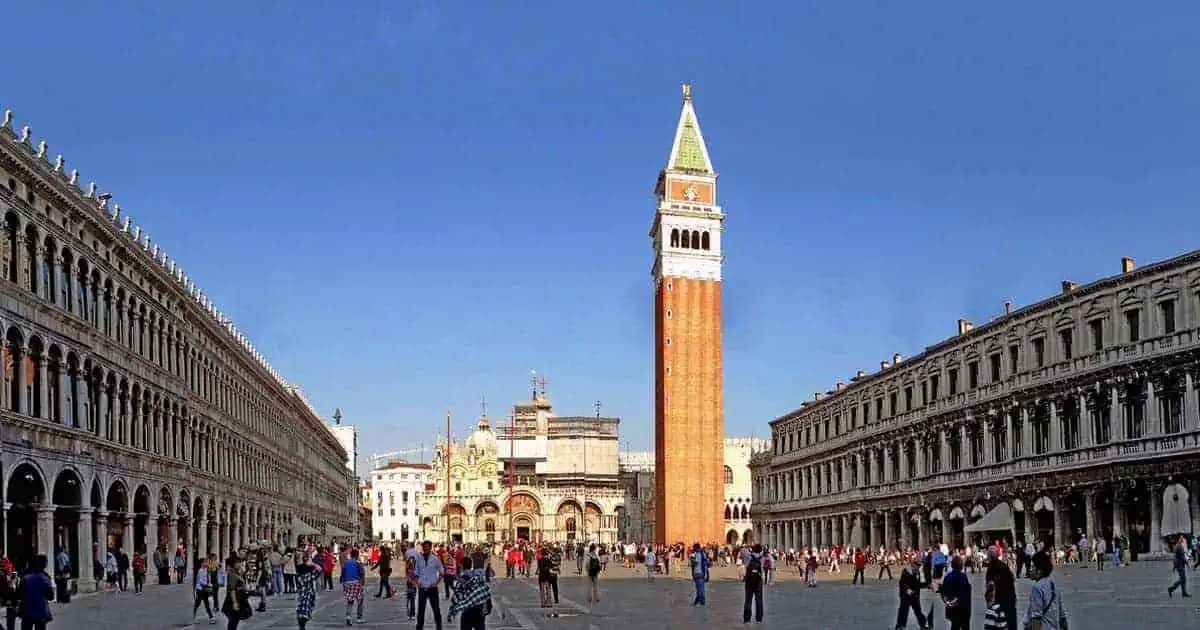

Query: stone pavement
[47,561,1198,629]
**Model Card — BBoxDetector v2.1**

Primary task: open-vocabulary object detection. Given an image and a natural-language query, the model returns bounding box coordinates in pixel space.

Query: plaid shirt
[448,570,491,617]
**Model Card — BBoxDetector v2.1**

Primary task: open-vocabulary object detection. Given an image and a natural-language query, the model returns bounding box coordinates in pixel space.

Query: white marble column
[77,507,95,589]
[1049,400,1061,452]
[1145,380,1160,436]
[122,515,134,558]
[36,506,56,560]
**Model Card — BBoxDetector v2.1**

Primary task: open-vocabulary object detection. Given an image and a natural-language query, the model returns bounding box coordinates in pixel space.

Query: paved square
[48,561,1197,629]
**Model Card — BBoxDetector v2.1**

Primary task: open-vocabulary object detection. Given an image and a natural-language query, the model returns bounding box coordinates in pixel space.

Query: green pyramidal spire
[667,84,714,174]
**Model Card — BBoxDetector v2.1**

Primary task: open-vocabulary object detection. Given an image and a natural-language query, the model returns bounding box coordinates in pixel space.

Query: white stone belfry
[650,84,724,284]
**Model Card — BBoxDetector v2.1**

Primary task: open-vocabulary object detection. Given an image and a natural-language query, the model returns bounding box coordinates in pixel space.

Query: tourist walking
[294,553,322,630]
[414,540,446,630]
[1168,536,1191,598]
[174,548,188,584]
[852,548,866,585]
[586,544,602,604]
[449,556,492,630]
[193,555,224,624]
[374,545,394,598]
[985,547,1018,630]
[16,554,53,630]
[644,547,656,582]
[939,556,971,630]
[742,543,765,624]
[221,556,253,630]
[131,552,146,594]
[1024,551,1068,630]
[341,547,366,625]
[893,555,927,630]
[689,543,709,606]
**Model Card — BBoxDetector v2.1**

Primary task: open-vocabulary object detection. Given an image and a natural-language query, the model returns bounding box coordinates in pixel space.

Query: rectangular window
[1125,309,1140,342]
[967,361,979,389]
[1009,345,1020,373]
[862,402,870,424]
[875,398,883,420]
[1089,319,1104,352]
[833,414,841,435]
[889,392,898,416]
[948,368,959,396]
[1160,300,1176,335]
[850,406,858,428]
[1033,338,1045,368]
[1059,328,1073,361]
[904,386,914,411]
[930,375,940,400]
[920,382,927,405]
[989,353,1002,383]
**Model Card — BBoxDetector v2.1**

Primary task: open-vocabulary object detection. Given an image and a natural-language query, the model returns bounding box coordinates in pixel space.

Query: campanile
[651,84,725,545]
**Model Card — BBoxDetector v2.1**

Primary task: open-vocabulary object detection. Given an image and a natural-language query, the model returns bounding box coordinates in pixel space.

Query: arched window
[724,505,732,520]
[680,230,690,248]
[691,230,701,249]
[741,505,749,520]
[701,231,711,250]
[724,465,733,484]
[670,228,679,248]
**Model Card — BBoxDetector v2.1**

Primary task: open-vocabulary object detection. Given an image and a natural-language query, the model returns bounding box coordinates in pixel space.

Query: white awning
[928,508,944,522]
[325,523,353,538]
[964,503,1014,533]
[292,518,320,536]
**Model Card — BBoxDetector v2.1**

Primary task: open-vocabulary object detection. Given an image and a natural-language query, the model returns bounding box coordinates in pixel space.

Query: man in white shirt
[413,540,445,630]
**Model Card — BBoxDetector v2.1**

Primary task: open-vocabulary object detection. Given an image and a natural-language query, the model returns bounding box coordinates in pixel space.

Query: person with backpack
[689,543,709,606]
[742,544,765,624]
[586,544,602,604]
[17,554,53,630]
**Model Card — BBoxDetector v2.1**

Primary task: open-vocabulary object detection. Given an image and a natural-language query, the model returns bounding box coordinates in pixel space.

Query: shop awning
[325,523,353,538]
[964,502,1014,533]
[292,518,321,536]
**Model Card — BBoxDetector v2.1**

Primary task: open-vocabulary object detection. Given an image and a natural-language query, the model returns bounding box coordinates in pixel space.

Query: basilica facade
[420,392,623,545]
[0,108,355,588]
[751,253,1200,556]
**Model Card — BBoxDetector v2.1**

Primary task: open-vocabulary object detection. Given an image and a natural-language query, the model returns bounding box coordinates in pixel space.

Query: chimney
[880,361,889,371]
[957,318,974,335]
[1061,280,1077,295]
[892,353,902,366]
[1121,257,1135,274]
[836,381,845,391]
[814,392,822,401]
[855,369,867,379]
[1004,301,1012,315]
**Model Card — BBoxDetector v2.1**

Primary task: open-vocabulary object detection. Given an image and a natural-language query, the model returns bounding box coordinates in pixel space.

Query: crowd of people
[0,529,1194,629]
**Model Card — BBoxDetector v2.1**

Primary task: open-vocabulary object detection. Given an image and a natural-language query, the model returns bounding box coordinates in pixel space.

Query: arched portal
[6,462,46,571]
[106,479,130,553]
[726,529,739,545]
[506,493,541,543]
[446,504,467,543]
[52,468,84,579]
[556,500,583,541]
[1032,496,1055,548]
[475,501,500,543]
[133,485,152,554]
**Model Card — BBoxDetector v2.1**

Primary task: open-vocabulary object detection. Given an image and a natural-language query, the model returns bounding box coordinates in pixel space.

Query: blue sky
[3,2,1198,469]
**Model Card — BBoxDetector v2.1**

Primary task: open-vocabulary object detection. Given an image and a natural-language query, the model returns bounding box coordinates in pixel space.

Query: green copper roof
[672,112,710,172]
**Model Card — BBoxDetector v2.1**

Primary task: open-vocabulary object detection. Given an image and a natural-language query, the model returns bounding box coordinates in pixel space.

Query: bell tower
[651,84,725,545]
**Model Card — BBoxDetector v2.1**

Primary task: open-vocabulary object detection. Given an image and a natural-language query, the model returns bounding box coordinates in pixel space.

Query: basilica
[420,390,624,545]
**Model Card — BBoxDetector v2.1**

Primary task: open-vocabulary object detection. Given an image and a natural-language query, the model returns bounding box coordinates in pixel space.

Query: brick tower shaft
[650,84,726,545]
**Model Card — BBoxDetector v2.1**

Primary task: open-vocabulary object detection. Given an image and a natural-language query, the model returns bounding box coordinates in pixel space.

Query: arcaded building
[0,109,355,587]
[751,254,1199,556]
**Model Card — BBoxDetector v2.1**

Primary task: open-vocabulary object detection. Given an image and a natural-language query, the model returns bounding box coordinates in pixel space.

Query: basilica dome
[467,417,497,452]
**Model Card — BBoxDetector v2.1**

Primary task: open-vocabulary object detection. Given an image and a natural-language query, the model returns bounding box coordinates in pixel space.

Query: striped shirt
[984,603,1007,630]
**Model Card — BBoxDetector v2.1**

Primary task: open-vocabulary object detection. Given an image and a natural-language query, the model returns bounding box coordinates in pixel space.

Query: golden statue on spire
[682,82,692,100]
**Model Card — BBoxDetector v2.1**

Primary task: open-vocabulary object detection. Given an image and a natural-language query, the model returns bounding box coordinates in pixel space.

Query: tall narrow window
[669,229,679,247]
[948,368,959,396]
[904,386,913,411]
[701,231,711,250]
[1125,309,1140,342]
[889,392,897,416]
[875,398,883,420]
[1160,300,1176,335]
[1009,345,1020,373]
[1032,338,1045,368]
[967,362,979,389]
[1059,328,1073,361]
[930,375,940,400]
[1089,319,1104,352]
[680,230,690,248]
[691,230,701,249]
[989,353,1002,383]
